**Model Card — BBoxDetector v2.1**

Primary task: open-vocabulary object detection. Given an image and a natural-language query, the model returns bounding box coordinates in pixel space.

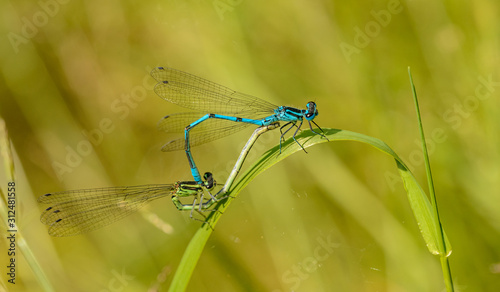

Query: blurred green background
[1,0,499,291]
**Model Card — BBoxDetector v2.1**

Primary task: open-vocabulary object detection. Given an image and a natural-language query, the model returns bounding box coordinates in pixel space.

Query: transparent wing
[38,184,175,237]
[157,112,255,151]
[151,67,277,115]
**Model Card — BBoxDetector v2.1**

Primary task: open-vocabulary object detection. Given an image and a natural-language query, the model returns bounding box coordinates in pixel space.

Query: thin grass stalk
[408,68,454,291]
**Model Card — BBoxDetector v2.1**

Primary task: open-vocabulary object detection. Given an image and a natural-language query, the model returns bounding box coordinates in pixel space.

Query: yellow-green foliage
[0,1,498,291]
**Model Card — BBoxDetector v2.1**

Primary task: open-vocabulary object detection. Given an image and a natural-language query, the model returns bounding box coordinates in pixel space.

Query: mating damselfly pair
[38,68,326,236]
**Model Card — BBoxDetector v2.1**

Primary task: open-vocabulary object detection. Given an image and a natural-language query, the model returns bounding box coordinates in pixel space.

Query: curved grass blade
[0,118,55,291]
[168,128,451,291]
[408,67,454,291]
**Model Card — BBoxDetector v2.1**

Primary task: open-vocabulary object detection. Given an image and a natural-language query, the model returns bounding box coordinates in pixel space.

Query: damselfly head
[305,101,318,120]
[203,172,216,190]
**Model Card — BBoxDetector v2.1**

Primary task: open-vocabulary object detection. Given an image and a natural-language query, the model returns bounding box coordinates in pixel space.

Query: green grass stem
[408,68,454,291]
[0,118,55,292]
[168,126,452,291]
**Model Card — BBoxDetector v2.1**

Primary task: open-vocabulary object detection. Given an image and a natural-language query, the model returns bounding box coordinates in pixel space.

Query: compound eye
[203,172,213,180]
[306,101,316,109]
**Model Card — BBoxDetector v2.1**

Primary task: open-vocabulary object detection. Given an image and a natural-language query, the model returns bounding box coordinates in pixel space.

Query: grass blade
[169,127,451,290]
[409,68,454,291]
[1,118,55,292]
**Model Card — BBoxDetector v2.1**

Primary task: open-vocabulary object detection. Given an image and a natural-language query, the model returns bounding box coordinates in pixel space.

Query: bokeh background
[1,0,499,291]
